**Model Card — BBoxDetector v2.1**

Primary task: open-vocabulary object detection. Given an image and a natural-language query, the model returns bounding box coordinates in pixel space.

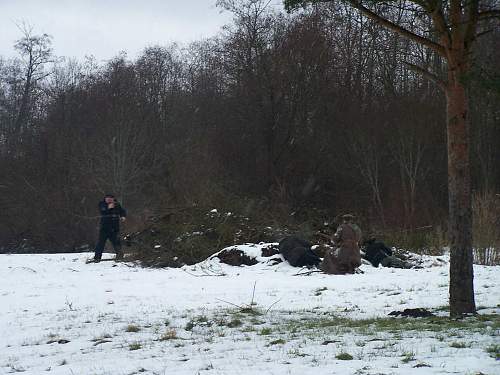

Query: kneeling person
[321,214,362,274]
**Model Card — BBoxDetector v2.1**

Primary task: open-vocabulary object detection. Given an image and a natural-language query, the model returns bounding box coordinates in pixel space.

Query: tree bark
[446,74,476,316]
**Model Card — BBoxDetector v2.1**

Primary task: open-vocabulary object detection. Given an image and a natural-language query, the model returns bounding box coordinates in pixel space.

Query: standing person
[321,214,362,274]
[92,194,127,262]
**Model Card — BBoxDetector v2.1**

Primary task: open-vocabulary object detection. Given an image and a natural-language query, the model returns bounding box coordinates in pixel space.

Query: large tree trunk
[446,74,476,316]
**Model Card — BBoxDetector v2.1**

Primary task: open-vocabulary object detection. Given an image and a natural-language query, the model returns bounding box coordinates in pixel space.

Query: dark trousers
[94,228,122,260]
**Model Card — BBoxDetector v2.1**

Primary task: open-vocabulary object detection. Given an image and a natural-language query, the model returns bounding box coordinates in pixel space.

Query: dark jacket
[278,236,321,267]
[99,200,126,232]
[363,240,392,267]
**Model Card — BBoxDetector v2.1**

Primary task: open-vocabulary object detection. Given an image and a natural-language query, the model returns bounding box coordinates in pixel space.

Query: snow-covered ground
[0,244,498,375]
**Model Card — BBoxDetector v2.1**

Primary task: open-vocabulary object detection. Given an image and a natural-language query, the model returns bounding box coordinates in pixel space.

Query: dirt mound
[122,206,334,268]
[214,249,259,266]
[212,243,281,266]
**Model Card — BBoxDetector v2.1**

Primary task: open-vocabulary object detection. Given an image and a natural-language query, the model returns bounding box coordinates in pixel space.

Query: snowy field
[0,245,499,375]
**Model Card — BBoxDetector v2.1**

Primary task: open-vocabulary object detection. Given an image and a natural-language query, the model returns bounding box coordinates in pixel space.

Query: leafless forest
[0,1,498,253]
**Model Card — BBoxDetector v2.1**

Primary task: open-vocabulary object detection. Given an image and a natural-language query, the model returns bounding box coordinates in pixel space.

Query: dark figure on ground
[363,238,393,267]
[278,236,321,268]
[321,214,362,274]
[93,194,127,262]
[362,238,413,269]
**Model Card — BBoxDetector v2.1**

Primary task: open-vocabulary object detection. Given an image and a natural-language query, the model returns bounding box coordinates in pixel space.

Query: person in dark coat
[363,238,393,267]
[362,238,413,269]
[93,194,127,262]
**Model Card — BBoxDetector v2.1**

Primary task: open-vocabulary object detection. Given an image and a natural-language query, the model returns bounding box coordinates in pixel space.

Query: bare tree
[0,2,496,271]
[392,127,428,229]
[350,133,386,228]
[11,23,52,149]
[285,0,500,316]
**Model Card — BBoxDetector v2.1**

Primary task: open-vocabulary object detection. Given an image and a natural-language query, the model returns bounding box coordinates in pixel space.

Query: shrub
[269,339,286,345]
[449,341,468,348]
[336,352,353,360]
[259,328,272,336]
[159,329,177,341]
[485,344,499,360]
[473,191,499,265]
[129,342,142,350]
[126,324,140,333]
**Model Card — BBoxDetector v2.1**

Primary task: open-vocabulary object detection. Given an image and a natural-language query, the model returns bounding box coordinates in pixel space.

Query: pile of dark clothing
[362,239,412,269]
[278,236,321,268]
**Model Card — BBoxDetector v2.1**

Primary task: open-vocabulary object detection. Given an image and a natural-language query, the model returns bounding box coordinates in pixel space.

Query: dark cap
[104,193,115,198]
[342,213,355,220]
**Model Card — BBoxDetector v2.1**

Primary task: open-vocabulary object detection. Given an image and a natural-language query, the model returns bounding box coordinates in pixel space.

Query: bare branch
[346,0,447,57]
[478,10,500,20]
[475,28,494,39]
[464,0,480,48]
[403,61,447,91]
[428,1,452,49]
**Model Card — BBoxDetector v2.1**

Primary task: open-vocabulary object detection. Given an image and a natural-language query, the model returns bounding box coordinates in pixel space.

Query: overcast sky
[0,0,263,62]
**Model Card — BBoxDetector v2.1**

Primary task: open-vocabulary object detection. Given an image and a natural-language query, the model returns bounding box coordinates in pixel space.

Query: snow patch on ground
[0,247,498,375]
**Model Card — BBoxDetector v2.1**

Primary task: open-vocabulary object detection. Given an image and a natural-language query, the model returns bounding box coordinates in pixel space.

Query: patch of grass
[449,341,469,348]
[259,327,272,336]
[240,307,263,316]
[217,330,226,337]
[485,344,499,360]
[129,342,142,351]
[227,319,243,328]
[214,316,228,326]
[401,352,415,363]
[159,329,177,341]
[336,352,353,360]
[126,324,141,333]
[185,315,212,331]
[195,315,210,324]
[284,313,500,337]
[269,338,286,345]
[314,287,328,296]
[241,325,256,332]
[377,340,399,351]
[288,348,308,357]
[250,318,265,325]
